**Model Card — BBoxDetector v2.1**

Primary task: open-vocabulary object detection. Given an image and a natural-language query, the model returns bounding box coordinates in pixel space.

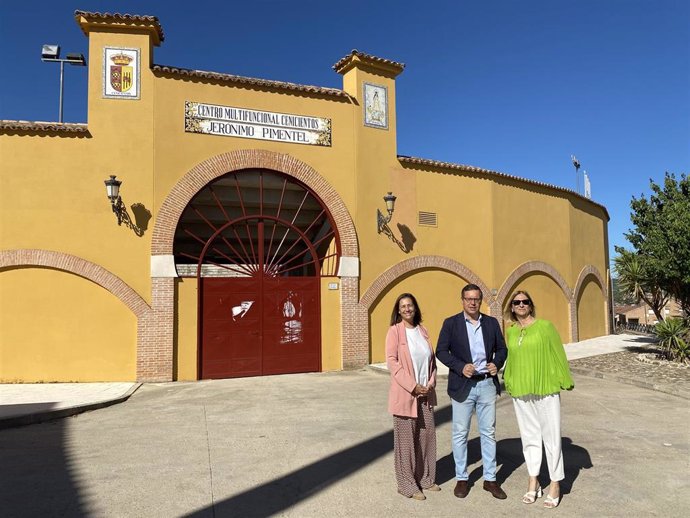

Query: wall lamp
[377,192,397,233]
[377,191,408,251]
[41,44,87,123]
[103,175,151,236]
[104,175,126,225]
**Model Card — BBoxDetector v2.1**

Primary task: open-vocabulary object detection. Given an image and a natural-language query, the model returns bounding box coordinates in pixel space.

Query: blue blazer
[436,311,508,401]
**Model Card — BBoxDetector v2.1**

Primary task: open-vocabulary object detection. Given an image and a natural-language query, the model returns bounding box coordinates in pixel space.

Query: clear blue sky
[2,1,688,266]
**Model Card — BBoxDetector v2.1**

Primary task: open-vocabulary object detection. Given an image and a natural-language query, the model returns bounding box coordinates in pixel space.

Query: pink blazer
[386,322,438,418]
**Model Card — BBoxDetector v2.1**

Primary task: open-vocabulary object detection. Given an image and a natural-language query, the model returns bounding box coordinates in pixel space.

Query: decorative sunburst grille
[174,169,340,278]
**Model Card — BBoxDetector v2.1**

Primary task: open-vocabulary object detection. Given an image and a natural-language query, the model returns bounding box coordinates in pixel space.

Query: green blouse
[503,319,574,398]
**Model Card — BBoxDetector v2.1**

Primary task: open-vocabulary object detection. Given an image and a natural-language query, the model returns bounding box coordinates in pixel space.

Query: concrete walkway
[0,334,646,429]
[0,333,654,429]
[1,357,688,517]
[0,382,140,429]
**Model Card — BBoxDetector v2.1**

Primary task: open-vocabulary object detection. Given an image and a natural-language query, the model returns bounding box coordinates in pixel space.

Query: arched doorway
[174,169,340,379]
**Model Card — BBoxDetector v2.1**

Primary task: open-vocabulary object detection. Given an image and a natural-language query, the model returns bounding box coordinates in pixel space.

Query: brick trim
[360,255,490,307]
[0,249,150,318]
[151,149,358,258]
[496,261,572,306]
[150,149,360,377]
[137,278,174,382]
[496,260,575,341]
[572,264,610,342]
[0,249,154,381]
[573,265,606,300]
[355,255,489,366]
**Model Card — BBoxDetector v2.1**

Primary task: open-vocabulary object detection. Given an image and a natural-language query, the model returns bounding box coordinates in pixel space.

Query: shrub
[654,318,690,363]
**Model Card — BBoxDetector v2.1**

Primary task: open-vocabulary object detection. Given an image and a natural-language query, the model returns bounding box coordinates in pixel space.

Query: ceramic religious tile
[363,82,388,129]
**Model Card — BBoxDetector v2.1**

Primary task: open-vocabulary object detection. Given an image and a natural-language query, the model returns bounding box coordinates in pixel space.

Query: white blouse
[405,326,430,387]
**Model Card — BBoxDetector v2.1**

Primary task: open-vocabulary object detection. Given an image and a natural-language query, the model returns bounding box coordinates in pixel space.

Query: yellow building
[0,11,611,383]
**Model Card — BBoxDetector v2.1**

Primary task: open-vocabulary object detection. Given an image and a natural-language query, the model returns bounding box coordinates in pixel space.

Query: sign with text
[185,101,331,146]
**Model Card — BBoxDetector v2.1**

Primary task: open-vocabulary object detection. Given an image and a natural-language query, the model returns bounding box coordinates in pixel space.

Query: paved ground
[0,333,664,428]
[0,383,140,429]
[1,333,689,517]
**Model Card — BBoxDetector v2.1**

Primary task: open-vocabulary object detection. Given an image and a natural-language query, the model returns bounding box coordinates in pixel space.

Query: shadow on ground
[0,407,91,517]
[436,436,591,496]
[185,405,591,518]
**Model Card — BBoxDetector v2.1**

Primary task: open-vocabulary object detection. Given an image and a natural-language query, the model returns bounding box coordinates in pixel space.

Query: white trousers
[512,393,564,481]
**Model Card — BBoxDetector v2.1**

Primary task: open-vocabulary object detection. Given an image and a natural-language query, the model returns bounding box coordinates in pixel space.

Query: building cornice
[333,49,405,77]
[152,64,350,100]
[74,10,164,45]
[0,120,89,135]
[398,155,610,220]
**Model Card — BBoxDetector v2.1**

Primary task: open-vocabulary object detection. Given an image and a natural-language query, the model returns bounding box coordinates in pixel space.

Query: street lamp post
[41,44,87,123]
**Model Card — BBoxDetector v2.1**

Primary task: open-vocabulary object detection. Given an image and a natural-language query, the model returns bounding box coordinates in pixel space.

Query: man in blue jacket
[436,284,508,500]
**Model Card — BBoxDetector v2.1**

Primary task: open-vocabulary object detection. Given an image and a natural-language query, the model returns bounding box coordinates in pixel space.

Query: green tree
[613,248,669,321]
[624,173,690,315]
[611,277,635,305]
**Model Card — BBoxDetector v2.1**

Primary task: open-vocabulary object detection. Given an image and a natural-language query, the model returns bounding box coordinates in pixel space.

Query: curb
[0,383,143,430]
[569,367,690,400]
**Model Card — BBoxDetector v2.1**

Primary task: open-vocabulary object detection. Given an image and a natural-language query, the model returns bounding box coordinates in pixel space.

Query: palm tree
[613,249,669,322]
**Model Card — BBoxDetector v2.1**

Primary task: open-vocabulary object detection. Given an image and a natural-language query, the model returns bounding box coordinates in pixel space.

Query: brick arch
[0,249,150,318]
[496,261,572,308]
[573,264,606,301]
[360,255,489,308]
[497,261,574,342]
[573,264,610,342]
[148,149,361,378]
[151,149,358,258]
[355,255,490,364]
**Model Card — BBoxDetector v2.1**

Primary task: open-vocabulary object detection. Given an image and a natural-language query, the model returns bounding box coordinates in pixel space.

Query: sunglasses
[511,299,532,306]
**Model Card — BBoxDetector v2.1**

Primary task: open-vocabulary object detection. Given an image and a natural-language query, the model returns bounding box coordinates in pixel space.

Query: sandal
[544,494,560,508]
[522,486,542,504]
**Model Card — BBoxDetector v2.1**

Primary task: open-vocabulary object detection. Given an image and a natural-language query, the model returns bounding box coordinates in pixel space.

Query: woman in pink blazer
[386,292,439,500]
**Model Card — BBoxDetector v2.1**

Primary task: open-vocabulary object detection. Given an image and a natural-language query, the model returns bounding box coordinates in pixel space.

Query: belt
[470,373,492,380]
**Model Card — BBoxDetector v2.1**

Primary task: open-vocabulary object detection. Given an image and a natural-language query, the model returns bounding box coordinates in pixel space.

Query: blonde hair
[503,290,536,324]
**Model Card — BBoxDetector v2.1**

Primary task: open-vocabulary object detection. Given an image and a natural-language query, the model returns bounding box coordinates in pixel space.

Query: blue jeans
[451,377,497,481]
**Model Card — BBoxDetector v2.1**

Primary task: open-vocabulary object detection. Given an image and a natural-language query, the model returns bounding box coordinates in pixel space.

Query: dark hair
[461,283,483,299]
[503,290,537,323]
[390,293,423,326]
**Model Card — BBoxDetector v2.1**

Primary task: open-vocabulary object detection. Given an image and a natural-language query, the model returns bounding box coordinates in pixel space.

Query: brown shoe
[424,484,441,492]
[398,490,426,500]
[483,480,507,500]
[453,480,469,498]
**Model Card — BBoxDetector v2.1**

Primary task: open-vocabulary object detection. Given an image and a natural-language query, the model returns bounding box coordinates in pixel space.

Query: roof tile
[152,64,349,99]
[333,49,405,74]
[0,120,89,134]
[74,10,164,42]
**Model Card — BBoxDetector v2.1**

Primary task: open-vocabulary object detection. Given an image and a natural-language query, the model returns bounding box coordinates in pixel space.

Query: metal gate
[173,170,340,379]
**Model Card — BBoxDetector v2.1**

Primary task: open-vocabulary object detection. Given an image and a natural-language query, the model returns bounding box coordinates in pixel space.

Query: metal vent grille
[418,211,438,227]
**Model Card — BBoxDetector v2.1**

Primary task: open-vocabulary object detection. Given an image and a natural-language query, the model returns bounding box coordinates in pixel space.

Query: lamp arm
[377,208,392,233]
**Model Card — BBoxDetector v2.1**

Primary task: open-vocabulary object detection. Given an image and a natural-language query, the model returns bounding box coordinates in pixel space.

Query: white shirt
[465,314,488,374]
[405,326,429,387]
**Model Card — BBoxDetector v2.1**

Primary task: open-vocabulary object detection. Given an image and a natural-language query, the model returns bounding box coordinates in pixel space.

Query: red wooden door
[262,277,320,375]
[201,275,320,379]
[174,170,339,380]
[201,278,262,378]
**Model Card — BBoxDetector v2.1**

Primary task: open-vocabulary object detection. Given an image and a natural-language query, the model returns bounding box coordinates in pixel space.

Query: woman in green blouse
[503,291,573,509]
